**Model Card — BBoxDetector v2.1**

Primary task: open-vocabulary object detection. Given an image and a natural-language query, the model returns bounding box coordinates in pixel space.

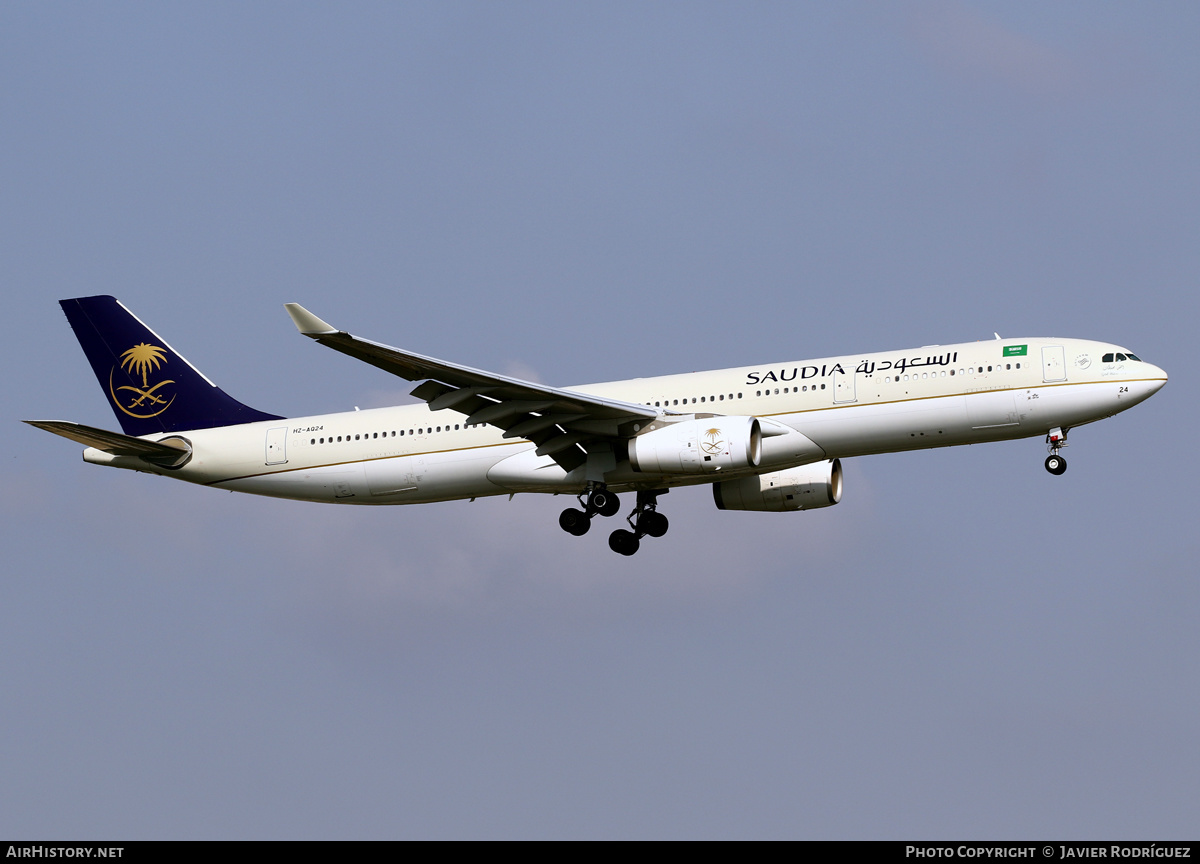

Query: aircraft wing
[285,304,658,472]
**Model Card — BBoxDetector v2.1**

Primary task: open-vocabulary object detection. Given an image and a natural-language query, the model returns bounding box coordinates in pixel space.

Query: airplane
[26,295,1168,556]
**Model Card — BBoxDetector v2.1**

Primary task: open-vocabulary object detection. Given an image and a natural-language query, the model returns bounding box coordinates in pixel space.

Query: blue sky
[3,2,1196,838]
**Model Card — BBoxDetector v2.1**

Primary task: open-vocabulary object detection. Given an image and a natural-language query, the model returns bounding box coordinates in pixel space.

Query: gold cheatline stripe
[206,440,520,485]
[204,377,1165,485]
[751,377,1160,419]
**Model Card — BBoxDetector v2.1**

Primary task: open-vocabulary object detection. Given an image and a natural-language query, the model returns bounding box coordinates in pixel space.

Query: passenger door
[265,426,288,465]
[1042,346,1066,382]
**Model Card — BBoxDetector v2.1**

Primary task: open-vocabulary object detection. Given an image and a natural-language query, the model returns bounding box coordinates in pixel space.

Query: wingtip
[284,303,338,335]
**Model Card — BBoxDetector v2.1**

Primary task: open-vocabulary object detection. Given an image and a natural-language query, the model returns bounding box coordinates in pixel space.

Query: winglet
[285,303,338,335]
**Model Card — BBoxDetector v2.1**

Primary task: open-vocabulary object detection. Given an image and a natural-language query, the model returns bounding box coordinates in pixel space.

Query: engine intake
[713,459,842,512]
[629,417,762,474]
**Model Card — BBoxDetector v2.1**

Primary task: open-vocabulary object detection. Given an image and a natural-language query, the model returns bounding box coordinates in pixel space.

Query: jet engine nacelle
[712,459,842,512]
[629,416,762,474]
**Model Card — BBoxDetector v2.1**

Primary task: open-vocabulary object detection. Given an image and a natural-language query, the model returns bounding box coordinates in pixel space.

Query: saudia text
[746,352,959,385]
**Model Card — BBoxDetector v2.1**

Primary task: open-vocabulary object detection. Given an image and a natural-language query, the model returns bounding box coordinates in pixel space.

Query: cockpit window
[1126,353,1141,361]
[1103,351,1143,363]
[1102,353,1114,362]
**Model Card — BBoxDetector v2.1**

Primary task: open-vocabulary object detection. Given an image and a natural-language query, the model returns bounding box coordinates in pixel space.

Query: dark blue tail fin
[61,295,283,436]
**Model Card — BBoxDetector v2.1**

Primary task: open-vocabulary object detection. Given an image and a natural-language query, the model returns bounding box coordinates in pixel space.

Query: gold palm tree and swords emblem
[108,343,177,418]
[701,427,725,455]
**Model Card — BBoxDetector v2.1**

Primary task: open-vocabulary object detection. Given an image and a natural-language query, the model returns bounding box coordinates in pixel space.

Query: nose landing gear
[608,489,669,557]
[1045,427,1068,475]
[559,484,622,537]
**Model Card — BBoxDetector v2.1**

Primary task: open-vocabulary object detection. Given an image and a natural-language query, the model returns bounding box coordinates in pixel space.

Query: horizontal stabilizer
[24,420,191,465]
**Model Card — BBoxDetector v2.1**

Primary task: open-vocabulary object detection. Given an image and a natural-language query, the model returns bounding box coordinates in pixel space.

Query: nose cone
[1146,363,1168,394]
[1132,363,1168,405]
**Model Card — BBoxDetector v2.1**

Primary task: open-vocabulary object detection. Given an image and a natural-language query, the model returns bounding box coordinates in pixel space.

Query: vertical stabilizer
[60,295,283,436]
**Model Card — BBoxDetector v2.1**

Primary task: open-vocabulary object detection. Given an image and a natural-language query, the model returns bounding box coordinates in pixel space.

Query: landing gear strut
[1045,427,1068,476]
[559,483,622,537]
[608,489,669,557]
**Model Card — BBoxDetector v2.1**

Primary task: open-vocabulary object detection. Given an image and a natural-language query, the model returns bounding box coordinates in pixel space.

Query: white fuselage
[84,337,1167,504]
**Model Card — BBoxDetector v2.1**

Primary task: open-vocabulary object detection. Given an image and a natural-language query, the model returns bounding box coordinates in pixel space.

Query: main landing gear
[1044,427,1068,476]
[607,490,669,557]
[558,484,622,537]
[559,486,670,556]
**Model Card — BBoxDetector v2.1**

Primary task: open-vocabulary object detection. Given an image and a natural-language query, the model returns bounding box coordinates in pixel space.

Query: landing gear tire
[639,510,669,538]
[559,507,591,536]
[1045,455,1067,476]
[609,529,640,556]
[589,489,621,518]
